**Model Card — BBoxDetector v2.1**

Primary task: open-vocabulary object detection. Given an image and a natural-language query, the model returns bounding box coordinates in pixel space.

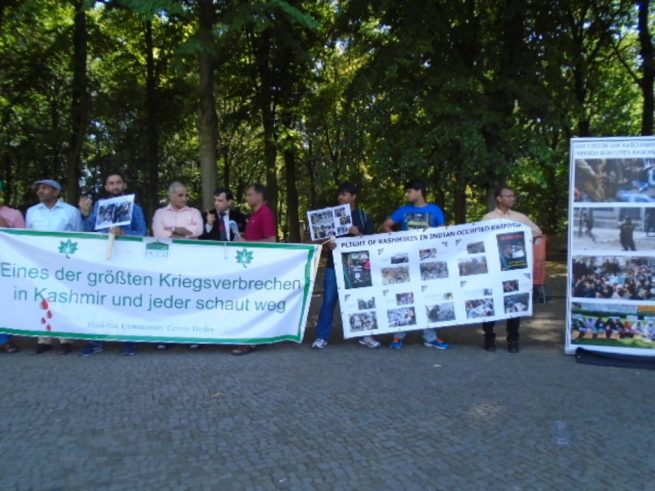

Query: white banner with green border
[0,230,319,344]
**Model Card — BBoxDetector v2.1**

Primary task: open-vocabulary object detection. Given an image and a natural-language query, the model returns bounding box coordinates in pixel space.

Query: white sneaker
[312,338,328,349]
[358,335,381,349]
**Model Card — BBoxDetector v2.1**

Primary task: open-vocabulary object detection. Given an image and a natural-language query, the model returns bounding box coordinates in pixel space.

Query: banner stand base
[575,347,655,370]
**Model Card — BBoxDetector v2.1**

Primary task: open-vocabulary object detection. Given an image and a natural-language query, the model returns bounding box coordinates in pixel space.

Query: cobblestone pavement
[1,262,654,490]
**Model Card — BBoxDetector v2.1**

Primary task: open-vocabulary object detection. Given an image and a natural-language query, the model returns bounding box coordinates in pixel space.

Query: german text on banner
[333,219,534,338]
[0,230,319,344]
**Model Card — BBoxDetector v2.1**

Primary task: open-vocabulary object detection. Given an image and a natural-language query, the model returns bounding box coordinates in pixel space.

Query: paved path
[1,262,653,490]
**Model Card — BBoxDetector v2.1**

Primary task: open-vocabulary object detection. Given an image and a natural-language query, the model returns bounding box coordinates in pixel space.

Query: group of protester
[0,173,541,356]
[572,257,655,301]
[0,172,275,356]
[310,180,542,354]
[572,315,655,342]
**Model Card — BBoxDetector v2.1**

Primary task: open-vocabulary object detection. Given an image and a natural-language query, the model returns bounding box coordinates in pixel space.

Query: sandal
[231,345,256,356]
[2,342,20,354]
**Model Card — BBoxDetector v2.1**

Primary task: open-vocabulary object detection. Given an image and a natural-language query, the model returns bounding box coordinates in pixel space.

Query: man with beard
[79,170,147,356]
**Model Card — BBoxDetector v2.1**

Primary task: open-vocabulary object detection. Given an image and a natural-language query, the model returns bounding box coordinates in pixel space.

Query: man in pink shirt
[0,178,25,353]
[0,181,25,230]
[152,181,203,239]
[232,183,277,355]
[151,181,203,350]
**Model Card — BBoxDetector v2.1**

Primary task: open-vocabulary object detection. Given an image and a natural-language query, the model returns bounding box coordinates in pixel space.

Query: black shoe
[508,341,519,353]
[60,344,73,355]
[35,344,53,354]
[483,335,496,352]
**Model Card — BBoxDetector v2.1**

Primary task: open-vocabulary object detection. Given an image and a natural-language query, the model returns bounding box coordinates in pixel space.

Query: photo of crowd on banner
[571,256,655,301]
[334,220,535,337]
[307,204,353,241]
[570,302,655,348]
[568,144,655,353]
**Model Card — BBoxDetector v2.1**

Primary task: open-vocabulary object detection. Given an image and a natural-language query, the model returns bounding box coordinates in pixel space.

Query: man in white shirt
[481,186,542,353]
[26,179,83,354]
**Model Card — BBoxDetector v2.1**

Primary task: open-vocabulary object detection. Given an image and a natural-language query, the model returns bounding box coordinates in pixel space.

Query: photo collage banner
[332,219,534,338]
[567,136,655,355]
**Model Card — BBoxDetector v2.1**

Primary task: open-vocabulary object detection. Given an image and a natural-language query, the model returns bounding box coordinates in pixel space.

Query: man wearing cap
[26,179,83,354]
[0,178,25,353]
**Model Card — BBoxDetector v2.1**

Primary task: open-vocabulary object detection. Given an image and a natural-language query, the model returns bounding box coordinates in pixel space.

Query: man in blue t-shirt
[382,179,449,350]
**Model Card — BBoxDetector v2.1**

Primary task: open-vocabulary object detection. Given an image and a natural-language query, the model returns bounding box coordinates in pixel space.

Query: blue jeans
[395,329,437,343]
[0,334,11,346]
[316,267,339,342]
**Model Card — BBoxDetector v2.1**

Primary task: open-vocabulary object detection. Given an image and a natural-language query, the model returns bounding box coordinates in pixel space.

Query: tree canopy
[1,0,652,236]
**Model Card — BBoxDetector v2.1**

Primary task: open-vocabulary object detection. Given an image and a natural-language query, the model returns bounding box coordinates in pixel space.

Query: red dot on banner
[40,299,49,310]
[46,324,52,331]
[47,311,53,319]
[41,318,46,324]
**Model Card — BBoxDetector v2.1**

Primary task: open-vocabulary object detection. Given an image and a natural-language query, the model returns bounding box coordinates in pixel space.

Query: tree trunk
[66,0,88,203]
[145,19,159,222]
[305,141,317,209]
[453,164,467,224]
[252,28,278,215]
[283,144,300,242]
[198,0,218,211]
[638,0,654,135]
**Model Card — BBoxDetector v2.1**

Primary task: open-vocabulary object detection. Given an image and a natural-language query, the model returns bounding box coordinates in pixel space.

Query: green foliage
[0,0,651,237]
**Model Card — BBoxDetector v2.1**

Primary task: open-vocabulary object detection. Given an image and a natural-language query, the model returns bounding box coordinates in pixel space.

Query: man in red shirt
[233,183,277,355]
[242,183,277,242]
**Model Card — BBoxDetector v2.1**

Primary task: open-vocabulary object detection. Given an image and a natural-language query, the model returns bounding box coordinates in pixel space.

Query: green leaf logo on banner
[58,239,78,259]
[235,248,254,268]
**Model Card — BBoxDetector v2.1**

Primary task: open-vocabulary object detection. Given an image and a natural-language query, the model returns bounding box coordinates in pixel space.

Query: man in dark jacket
[200,187,246,241]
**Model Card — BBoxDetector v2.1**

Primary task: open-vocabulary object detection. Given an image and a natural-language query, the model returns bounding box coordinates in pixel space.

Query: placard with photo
[307,204,353,240]
[94,194,135,231]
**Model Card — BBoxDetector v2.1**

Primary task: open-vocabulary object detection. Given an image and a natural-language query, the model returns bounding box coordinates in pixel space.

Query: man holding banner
[26,178,82,354]
[311,183,381,350]
[481,186,542,353]
[382,179,449,350]
[232,183,278,355]
[78,170,147,356]
[0,178,24,353]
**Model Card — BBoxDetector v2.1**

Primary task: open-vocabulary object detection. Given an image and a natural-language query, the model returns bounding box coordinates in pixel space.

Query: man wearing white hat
[26,179,83,354]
